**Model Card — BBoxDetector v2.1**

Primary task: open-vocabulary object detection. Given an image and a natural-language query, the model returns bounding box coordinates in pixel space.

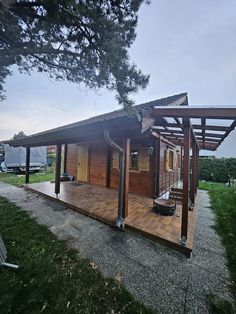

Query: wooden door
[77,146,89,182]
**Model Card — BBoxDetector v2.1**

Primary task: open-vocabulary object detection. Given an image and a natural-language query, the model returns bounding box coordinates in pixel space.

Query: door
[77,146,89,182]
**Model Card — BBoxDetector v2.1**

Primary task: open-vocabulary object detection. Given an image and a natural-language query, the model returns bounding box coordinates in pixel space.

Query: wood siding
[66,138,181,197]
[110,169,153,196]
[89,144,107,186]
[66,144,78,179]
[110,142,153,197]
[158,140,181,195]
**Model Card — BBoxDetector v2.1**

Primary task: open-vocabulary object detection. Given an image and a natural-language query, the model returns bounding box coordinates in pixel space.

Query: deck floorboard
[25,181,195,256]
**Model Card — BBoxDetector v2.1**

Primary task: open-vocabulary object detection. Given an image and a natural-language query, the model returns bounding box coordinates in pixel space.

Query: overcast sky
[1,0,236,157]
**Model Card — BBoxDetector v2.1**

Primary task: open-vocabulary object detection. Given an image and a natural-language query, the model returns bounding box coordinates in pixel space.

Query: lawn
[0,196,155,314]
[0,168,54,186]
[199,181,236,311]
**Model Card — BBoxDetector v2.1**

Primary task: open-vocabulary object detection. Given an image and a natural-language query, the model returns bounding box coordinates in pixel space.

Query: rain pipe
[104,130,125,230]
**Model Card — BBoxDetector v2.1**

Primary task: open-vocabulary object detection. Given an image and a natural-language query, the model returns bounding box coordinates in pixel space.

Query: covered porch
[25,180,195,256]
[4,95,236,257]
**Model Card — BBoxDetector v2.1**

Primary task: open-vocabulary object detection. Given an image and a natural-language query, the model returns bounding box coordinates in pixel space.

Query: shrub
[199,157,236,183]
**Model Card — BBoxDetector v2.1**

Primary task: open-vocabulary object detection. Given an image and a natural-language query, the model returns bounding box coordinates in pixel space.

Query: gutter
[104,130,125,230]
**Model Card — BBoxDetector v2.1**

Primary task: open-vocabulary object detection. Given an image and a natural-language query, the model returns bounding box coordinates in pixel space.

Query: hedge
[199,157,236,183]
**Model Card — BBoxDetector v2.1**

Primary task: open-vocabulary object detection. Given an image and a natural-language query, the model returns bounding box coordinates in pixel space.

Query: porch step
[169,187,183,204]
[171,187,183,193]
[170,190,183,197]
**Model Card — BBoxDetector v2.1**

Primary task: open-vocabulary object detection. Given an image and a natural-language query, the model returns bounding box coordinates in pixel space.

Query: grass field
[0,168,54,187]
[0,196,155,314]
[199,181,236,312]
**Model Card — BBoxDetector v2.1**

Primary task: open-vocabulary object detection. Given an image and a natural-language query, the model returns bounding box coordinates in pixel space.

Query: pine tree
[0,0,150,108]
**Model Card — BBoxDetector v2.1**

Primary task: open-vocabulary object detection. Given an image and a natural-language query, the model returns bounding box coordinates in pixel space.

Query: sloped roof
[3,93,188,147]
[30,92,188,134]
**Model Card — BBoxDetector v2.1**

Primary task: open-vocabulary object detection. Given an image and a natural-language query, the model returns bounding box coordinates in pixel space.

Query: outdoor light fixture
[146,146,154,156]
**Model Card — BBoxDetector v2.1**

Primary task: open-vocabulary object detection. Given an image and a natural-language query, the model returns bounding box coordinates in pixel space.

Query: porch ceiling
[151,106,236,151]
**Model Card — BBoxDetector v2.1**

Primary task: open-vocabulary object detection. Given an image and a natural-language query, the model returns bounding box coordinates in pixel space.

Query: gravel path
[0,182,233,313]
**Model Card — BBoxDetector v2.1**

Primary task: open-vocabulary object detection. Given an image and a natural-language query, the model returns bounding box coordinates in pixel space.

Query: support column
[181,121,190,244]
[180,146,183,180]
[123,138,130,218]
[63,144,68,174]
[55,144,62,195]
[190,141,197,206]
[25,146,30,184]
[154,136,161,197]
[196,147,200,189]
[106,146,112,188]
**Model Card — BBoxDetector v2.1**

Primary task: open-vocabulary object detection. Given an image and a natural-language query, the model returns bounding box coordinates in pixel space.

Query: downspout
[104,130,125,230]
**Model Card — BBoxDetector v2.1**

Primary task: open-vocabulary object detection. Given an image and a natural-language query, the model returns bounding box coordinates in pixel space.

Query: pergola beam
[153,106,236,119]
[215,120,236,149]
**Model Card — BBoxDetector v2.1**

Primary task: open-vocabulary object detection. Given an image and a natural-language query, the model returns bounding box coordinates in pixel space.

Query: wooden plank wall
[110,143,154,197]
[158,140,181,195]
[66,144,78,179]
[66,139,181,197]
[89,144,107,186]
[110,169,153,196]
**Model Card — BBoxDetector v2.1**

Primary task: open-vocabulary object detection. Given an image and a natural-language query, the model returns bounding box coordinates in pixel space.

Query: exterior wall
[110,169,153,196]
[66,144,78,179]
[65,139,181,197]
[89,144,107,186]
[158,140,181,195]
[110,142,154,197]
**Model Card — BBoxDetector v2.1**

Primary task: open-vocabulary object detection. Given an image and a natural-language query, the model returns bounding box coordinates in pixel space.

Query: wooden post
[190,141,197,206]
[154,136,161,196]
[123,138,130,218]
[106,146,112,188]
[63,144,68,174]
[55,144,62,195]
[181,120,190,243]
[25,146,30,184]
[196,147,200,190]
[180,146,183,180]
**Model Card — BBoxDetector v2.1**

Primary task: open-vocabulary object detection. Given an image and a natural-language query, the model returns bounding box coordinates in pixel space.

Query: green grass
[0,168,54,186]
[199,181,236,312]
[0,196,156,314]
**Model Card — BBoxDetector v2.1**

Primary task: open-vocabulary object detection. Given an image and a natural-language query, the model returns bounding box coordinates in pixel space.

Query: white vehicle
[0,144,47,173]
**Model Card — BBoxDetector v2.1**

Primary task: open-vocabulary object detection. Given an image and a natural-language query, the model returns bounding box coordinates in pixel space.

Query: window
[176,152,181,169]
[169,150,174,170]
[130,150,139,170]
[164,149,174,171]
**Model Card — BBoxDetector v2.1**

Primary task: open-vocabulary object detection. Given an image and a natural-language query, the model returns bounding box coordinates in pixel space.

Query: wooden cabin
[65,128,181,198]
[63,93,188,199]
[4,93,236,256]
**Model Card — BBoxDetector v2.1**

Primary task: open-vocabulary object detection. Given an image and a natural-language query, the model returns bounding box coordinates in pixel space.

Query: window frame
[130,149,139,171]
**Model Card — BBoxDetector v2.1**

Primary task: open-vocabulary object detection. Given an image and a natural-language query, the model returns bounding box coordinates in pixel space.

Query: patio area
[25,181,196,256]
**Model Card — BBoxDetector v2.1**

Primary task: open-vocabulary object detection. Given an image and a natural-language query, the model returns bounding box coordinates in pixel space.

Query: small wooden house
[64,94,186,198]
[4,93,236,256]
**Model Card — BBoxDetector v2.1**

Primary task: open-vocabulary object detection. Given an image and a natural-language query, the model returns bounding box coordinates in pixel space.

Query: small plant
[207,294,235,314]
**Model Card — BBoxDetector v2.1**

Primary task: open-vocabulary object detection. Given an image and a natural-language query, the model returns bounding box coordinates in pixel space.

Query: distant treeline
[199,157,236,183]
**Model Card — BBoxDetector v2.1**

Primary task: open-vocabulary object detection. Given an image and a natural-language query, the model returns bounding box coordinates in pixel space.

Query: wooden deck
[25,181,196,256]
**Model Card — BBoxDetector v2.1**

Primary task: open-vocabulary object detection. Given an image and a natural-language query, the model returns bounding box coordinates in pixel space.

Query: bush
[199,157,236,183]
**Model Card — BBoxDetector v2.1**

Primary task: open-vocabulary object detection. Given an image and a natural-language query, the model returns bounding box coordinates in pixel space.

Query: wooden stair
[169,187,183,204]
